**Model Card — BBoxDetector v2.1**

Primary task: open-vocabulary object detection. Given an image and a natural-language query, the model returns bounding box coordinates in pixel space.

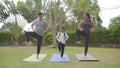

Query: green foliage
[33,0,42,13]
[0,1,9,21]
[109,16,120,42]
[17,1,37,23]
[0,31,11,42]
[64,21,78,33]
[44,26,112,44]
[44,32,52,44]
[65,0,101,24]
[10,25,22,41]
[45,0,66,24]
[67,32,78,44]
[90,26,111,43]
[18,33,26,42]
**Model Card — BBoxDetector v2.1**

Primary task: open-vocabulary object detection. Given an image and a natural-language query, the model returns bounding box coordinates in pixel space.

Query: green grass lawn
[0,46,120,68]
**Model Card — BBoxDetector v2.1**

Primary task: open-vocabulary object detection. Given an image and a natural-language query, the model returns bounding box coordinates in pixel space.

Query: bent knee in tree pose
[31,12,50,59]
[56,26,69,58]
[76,12,96,56]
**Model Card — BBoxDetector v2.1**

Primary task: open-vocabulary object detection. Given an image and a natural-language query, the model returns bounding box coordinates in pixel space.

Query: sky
[1,0,120,28]
[98,0,120,28]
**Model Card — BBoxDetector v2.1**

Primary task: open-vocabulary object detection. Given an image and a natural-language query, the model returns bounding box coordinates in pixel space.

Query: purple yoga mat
[50,54,70,62]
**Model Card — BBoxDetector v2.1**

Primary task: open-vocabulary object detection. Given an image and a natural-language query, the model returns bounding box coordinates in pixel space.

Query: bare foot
[36,54,39,59]
[61,56,64,59]
[75,41,82,44]
[58,51,61,54]
[25,41,33,47]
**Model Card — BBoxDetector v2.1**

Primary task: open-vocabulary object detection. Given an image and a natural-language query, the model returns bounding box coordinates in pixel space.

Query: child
[56,26,69,58]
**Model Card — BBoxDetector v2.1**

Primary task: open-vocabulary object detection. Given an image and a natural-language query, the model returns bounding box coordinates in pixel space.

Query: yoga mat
[75,54,99,62]
[50,54,70,62]
[22,54,47,62]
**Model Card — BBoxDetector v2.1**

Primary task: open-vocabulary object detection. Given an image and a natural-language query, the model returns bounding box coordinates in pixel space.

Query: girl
[76,12,96,56]
[56,26,69,58]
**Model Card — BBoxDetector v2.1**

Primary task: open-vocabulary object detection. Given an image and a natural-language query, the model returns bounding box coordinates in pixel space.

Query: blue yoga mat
[50,54,70,62]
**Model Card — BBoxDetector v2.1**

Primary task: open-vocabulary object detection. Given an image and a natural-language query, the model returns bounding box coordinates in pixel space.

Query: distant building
[0,21,10,31]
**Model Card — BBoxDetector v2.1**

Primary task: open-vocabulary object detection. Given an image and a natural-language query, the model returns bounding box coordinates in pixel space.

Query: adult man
[31,12,49,58]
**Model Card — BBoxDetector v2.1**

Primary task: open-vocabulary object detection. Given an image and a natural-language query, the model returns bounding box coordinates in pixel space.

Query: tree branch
[56,15,73,27]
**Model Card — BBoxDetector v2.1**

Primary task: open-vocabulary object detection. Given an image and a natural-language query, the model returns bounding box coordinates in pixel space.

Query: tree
[1,0,22,45]
[109,16,120,42]
[16,0,101,47]
[1,0,18,24]
[89,0,102,26]
[42,0,71,47]
[10,24,22,45]
[17,0,37,23]
[66,0,102,25]
[9,0,18,25]
[29,0,69,47]
[33,0,42,13]
[0,0,9,22]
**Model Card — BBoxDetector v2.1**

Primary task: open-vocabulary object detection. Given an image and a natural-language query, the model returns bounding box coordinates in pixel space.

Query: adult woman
[76,12,96,56]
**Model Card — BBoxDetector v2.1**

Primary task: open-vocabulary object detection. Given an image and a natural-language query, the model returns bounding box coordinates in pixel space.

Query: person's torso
[82,19,92,31]
[34,20,47,35]
[58,32,66,44]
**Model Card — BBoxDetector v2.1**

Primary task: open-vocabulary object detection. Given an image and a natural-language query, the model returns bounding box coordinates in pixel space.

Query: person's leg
[25,32,31,42]
[35,34,43,58]
[25,32,35,46]
[76,29,85,44]
[61,43,65,57]
[84,32,90,56]
[58,42,61,53]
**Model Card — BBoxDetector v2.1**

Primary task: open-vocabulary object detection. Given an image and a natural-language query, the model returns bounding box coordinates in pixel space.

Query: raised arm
[31,22,35,32]
[56,32,60,41]
[91,21,97,32]
[43,24,50,34]
[65,32,69,41]
[78,20,83,30]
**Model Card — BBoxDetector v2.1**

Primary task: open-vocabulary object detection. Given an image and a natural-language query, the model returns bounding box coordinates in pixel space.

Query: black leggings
[58,42,65,57]
[25,32,35,42]
[25,32,43,54]
[76,29,90,56]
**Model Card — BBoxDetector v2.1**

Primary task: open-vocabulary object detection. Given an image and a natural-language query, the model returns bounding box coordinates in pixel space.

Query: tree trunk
[15,14,17,25]
[51,25,57,47]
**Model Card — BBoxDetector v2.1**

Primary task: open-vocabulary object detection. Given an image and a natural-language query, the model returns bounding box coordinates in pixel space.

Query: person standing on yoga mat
[76,12,96,56]
[56,26,69,58]
[31,12,49,59]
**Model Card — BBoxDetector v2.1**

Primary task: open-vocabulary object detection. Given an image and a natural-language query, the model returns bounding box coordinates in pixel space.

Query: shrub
[0,31,12,42]
[44,32,52,44]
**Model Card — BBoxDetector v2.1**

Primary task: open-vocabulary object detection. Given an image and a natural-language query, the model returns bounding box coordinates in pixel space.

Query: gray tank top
[82,19,92,31]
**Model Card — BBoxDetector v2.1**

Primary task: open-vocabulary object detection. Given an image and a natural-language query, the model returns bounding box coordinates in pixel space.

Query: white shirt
[56,32,69,44]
